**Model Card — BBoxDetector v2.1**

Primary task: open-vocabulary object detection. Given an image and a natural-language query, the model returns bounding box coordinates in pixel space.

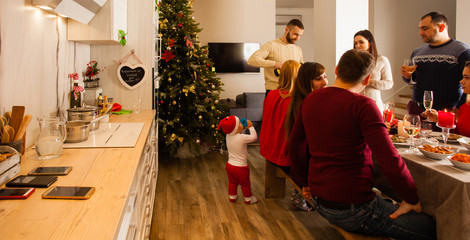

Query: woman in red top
[422,61,470,137]
[260,60,300,167]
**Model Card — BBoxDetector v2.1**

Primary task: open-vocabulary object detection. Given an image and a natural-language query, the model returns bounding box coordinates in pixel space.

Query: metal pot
[65,121,90,143]
[67,107,100,131]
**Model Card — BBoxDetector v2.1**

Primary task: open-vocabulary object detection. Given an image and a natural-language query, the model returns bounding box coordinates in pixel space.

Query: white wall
[90,0,154,111]
[313,0,336,79]
[193,0,275,99]
[370,0,457,103]
[276,8,315,62]
[0,0,90,147]
[313,0,368,80]
[336,0,368,63]
[456,0,470,44]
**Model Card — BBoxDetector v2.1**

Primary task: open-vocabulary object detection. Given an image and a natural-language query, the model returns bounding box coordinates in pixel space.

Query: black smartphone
[0,188,35,199]
[6,175,57,188]
[42,186,95,200]
[28,166,72,176]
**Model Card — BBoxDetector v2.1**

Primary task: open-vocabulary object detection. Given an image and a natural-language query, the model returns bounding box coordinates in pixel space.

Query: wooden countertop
[0,110,156,240]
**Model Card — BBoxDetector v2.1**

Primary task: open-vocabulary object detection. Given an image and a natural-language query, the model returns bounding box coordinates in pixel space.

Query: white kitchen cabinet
[116,118,158,240]
[67,0,127,44]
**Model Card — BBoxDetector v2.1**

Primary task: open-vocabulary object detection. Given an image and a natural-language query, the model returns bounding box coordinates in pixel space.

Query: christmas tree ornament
[215,100,219,104]
[196,139,200,144]
[168,77,172,82]
[212,85,215,89]
[167,47,171,51]
[172,100,177,105]
[168,39,175,47]
[162,50,176,62]
[198,115,202,120]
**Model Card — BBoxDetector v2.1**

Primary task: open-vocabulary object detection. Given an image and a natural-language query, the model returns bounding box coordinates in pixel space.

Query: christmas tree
[157,0,227,157]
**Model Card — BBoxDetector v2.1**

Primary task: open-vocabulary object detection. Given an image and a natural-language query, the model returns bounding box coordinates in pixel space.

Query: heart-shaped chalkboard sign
[117,63,148,90]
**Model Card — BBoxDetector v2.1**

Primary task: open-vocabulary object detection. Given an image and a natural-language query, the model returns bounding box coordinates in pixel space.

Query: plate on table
[418,145,454,160]
[448,153,470,170]
[435,133,462,143]
[457,137,470,151]
[390,135,409,146]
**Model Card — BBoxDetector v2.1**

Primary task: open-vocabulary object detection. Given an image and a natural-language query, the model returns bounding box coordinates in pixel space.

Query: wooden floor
[149,145,344,240]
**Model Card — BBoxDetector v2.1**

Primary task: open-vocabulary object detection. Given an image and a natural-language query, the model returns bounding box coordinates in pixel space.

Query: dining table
[393,135,470,240]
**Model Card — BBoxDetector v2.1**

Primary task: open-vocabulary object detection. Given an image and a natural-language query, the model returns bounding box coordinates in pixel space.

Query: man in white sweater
[248,19,304,93]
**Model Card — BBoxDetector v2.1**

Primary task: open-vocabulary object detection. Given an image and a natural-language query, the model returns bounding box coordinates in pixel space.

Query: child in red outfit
[218,116,258,204]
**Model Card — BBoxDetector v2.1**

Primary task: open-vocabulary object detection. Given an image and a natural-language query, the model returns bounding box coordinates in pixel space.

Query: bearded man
[248,19,304,94]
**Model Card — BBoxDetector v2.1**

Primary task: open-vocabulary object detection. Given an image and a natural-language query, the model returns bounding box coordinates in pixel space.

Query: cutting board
[63,122,144,148]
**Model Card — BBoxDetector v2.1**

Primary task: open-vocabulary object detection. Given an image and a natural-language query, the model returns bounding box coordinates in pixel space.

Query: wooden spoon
[3,111,11,124]
[14,114,32,142]
[4,126,14,142]
[1,129,9,143]
[10,106,25,140]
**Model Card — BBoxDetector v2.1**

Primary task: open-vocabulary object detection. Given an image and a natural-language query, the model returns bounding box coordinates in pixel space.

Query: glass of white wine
[404,59,417,85]
[403,114,421,152]
[420,121,433,142]
[423,90,433,111]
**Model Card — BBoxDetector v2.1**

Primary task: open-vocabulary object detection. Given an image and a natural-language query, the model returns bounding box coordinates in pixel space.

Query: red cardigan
[260,90,291,166]
[288,87,419,205]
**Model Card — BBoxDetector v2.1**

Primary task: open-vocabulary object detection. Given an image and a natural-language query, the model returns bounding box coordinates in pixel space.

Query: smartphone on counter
[28,166,72,176]
[0,188,35,199]
[6,175,58,188]
[42,186,95,200]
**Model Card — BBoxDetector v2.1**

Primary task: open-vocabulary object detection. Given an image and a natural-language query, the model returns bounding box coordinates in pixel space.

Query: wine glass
[404,59,417,85]
[420,121,433,142]
[403,114,421,152]
[383,102,395,132]
[423,91,433,111]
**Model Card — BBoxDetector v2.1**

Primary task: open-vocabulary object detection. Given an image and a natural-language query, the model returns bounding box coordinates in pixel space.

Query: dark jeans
[313,195,436,240]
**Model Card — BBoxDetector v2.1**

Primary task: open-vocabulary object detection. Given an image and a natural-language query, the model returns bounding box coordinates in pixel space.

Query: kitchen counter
[0,110,157,240]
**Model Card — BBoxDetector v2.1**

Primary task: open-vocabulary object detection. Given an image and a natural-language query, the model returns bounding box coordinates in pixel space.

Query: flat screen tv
[208,42,260,73]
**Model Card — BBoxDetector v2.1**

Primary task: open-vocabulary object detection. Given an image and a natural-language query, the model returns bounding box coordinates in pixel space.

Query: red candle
[438,111,455,128]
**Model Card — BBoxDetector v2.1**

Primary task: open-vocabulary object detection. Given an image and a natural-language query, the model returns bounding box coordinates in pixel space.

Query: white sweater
[360,55,394,113]
[247,39,303,90]
[226,127,257,167]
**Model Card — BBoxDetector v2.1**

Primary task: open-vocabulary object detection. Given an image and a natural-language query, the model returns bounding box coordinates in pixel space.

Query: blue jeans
[313,196,436,240]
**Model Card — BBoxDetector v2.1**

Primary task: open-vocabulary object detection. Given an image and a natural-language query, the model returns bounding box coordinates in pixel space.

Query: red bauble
[177,23,183,27]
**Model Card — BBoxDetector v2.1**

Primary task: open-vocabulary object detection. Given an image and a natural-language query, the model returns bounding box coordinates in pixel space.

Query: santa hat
[217,116,240,136]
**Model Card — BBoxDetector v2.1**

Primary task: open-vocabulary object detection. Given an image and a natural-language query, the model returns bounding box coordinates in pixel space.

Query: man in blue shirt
[401,12,470,115]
